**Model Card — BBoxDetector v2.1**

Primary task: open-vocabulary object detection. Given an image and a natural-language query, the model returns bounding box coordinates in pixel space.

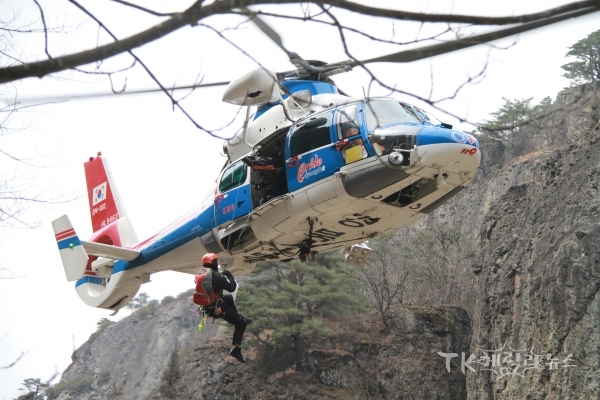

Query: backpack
[193,268,220,306]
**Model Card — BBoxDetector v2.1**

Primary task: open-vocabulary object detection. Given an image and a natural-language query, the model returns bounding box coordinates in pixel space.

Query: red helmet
[202,253,218,266]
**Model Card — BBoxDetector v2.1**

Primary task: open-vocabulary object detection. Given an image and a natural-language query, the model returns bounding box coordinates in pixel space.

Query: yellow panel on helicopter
[344,145,363,164]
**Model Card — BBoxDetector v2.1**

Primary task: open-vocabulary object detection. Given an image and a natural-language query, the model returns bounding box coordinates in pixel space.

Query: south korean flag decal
[92,182,107,206]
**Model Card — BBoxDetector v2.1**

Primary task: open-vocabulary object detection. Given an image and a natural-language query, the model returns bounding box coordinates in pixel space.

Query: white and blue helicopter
[51,6,597,313]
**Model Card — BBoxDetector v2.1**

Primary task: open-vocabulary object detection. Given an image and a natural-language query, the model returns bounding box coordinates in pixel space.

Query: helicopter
[51,6,598,313]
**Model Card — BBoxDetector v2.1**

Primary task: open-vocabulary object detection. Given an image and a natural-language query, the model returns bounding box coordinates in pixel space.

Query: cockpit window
[412,105,442,126]
[219,161,248,193]
[365,100,421,130]
[400,103,424,123]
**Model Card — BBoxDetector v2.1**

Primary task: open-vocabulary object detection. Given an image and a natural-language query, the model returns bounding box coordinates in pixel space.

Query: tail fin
[52,215,89,281]
[84,152,138,247]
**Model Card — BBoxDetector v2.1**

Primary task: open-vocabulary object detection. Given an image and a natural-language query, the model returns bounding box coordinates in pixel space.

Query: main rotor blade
[9,81,230,105]
[346,6,598,67]
[240,6,297,59]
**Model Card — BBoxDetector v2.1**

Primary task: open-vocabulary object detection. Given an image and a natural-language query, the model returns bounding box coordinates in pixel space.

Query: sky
[0,0,598,397]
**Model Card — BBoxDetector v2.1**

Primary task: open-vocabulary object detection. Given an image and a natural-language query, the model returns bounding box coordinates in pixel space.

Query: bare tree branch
[331,0,600,24]
[32,0,51,59]
[67,0,230,139]
[109,0,176,17]
[0,350,28,368]
[0,1,598,84]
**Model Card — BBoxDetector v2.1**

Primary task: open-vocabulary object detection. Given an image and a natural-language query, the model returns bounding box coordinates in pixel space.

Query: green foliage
[46,376,94,399]
[126,292,150,310]
[45,387,58,399]
[68,376,94,393]
[96,317,112,329]
[15,378,48,400]
[561,29,600,84]
[97,369,111,385]
[238,255,366,373]
[481,97,535,139]
[134,299,158,318]
[478,96,561,160]
[160,349,181,398]
[161,295,175,304]
[89,317,115,342]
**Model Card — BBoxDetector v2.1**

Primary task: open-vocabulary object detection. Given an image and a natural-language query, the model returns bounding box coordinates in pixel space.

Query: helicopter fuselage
[68,91,480,311]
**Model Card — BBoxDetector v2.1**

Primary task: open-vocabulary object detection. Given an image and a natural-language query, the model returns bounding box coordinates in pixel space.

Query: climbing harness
[196,297,225,333]
[196,307,208,332]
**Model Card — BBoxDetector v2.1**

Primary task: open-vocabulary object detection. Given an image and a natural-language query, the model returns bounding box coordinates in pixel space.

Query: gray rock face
[52,291,222,400]
[467,138,600,399]
[455,85,600,399]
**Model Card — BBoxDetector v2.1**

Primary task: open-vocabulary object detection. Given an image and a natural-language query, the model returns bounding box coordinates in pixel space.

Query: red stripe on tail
[55,228,76,240]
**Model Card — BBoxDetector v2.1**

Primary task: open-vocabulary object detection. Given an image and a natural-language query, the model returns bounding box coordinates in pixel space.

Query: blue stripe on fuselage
[113,203,215,274]
[417,127,479,148]
[58,236,82,250]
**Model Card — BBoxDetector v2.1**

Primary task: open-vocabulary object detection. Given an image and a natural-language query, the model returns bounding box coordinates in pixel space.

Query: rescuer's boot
[229,346,246,363]
[243,317,253,326]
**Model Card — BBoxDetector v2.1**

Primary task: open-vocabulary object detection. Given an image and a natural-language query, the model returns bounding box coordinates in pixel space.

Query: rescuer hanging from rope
[194,253,253,363]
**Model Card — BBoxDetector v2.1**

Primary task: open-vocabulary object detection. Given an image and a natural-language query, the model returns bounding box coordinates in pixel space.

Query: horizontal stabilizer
[81,240,140,261]
[52,215,89,282]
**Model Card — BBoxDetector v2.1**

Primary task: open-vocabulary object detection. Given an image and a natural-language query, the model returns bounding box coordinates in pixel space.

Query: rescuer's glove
[223,270,234,281]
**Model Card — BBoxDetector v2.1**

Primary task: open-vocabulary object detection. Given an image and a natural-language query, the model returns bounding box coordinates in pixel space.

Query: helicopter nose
[415,128,481,175]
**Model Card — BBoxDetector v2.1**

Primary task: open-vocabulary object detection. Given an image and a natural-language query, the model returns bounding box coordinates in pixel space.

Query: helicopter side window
[337,105,359,139]
[219,161,248,193]
[289,116,332,157]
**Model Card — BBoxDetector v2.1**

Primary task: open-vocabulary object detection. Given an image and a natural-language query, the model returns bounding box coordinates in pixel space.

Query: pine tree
[15,378,48,400]
[125,292,149,310]
[237,255,366,373]
[481,97,535,140]
[561,29,600,84]
[479,97,560,157]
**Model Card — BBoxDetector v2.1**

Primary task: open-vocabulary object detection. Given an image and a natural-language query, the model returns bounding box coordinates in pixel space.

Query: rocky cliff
[49,292,223,399]
[465,86,600,399]
[49,295,471,399]
[172,305,470,400]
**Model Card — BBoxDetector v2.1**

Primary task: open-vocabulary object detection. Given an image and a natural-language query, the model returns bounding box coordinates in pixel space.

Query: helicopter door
[214,160,252,227]
[285,112,337,192]
[333,104,371,167]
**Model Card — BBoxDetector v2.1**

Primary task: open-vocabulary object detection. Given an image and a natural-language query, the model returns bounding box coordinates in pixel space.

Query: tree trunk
[292,333,303,372]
